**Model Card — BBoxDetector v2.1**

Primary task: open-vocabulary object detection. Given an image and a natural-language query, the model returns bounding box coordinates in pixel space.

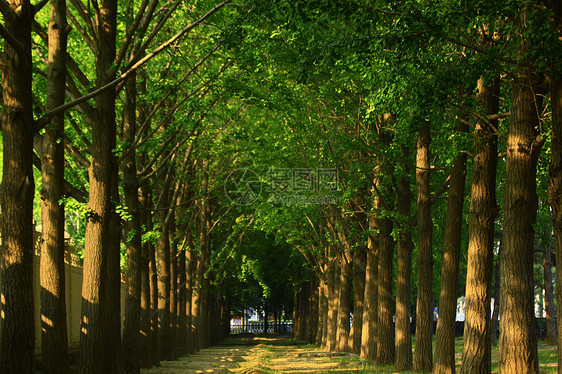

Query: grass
[278,336,559,373]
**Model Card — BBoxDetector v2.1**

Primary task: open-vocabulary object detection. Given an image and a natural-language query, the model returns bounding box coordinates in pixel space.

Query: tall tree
[460,75,500,374]
[499,72,542,374]
[78,0,120,370]
[434,120,468,374]
[0,0,35,371]
[361,179,381,362]
[121,72,143,373]
[413,120,433,373]
[395,146,414,371]
[549,75,562,370]
[377,216,395,364]
[39,0,69,371]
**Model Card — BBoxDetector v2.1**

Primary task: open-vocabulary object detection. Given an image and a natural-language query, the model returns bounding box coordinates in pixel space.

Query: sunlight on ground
[140,334,558,374]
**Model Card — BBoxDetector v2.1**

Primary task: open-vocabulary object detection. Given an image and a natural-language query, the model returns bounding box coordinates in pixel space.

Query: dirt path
[141,334,365,374]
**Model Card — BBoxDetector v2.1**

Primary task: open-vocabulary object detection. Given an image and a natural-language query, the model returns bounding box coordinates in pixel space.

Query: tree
[0,0,36,371]
[499,72,542,374]
[460,77,499,374]
[39,0,69,371]
[413,120,433,373]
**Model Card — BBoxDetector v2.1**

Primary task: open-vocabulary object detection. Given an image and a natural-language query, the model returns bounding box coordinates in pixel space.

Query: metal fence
[230,321,293,334]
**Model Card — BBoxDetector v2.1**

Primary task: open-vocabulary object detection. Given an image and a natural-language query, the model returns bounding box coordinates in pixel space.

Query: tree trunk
[460,77,499,374]
[149,231,160,365]
[413,120,433,373]
[360,205,379,362]
[543,246,557,346]
[156,207,172,360]
[316,278,325,345]
[336,252,351,351]
[549,77,562,369]
[185,237,196,353]
[103,178,123,373]
[169,220,178,359]
[78,0,118,370]
[190,247,202,351]
[321,267,329,347]
[377,217,395,364]
[395,156,414,371]
[490,242,501,347]
[350,245,366,354]
[309,281,319,342]
[137,76,153,368]
[0,0,35,372]
[177,245,187,354]
[434,124,468,374]
[121,72,142,374]
[499,73,542,374]
[327,258,340,351]
[39,0,69,371]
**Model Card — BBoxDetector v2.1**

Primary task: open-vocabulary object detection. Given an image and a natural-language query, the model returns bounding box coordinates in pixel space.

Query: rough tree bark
[395,149,414,371]
[336,247,351,352]
[0,0,35,371]
[138,179,153,368]
[434,122,468,374]
[350,245,366,354]
[327,257,340,351]
[78,0,119,370]
[360,189,380,362]
[377,216,395,364]
[121,72,142,374]
[39,0,69,371]
[137,76,153,368]
[156,182,172,361]
[169,219,178,359]
[499,73,542,374]
[413,120,433,373]
[460,77,499,374]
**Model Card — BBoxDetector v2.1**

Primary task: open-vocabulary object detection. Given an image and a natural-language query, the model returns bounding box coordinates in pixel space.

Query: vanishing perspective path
[141,334,366,374]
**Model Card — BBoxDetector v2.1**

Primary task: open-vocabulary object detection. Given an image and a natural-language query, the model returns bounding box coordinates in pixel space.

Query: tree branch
[0,22,26,57]
[0,0,12,17]
[35,0,232,132]
[33,0,50,14]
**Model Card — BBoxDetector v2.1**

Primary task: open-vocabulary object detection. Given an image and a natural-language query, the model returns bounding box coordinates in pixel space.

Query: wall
[1,248,125,355]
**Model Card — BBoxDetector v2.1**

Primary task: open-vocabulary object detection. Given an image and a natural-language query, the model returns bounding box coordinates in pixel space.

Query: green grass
[293,337,558,373]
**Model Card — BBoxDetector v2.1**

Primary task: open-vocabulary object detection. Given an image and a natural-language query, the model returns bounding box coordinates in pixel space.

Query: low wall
[1,251,125,355]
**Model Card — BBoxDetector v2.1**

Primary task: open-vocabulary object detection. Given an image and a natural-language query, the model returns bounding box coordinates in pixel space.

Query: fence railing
[230,321,293,334]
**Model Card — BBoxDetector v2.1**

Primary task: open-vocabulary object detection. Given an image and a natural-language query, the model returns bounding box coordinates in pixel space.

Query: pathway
[141,334,366,374]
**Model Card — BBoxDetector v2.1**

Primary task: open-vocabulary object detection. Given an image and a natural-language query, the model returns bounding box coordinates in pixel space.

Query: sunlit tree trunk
[336,248,351,352]
[156,189,172,360]
[499,73,542,374]
[39,0,69,371]
[327,256,340,351]
[460,77,499,374]
[361,186,380,361]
